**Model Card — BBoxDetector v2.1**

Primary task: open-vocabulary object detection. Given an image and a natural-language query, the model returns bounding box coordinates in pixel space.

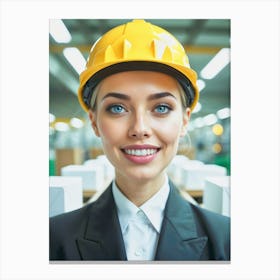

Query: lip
[121,144,160,150]
[121,144,161,164]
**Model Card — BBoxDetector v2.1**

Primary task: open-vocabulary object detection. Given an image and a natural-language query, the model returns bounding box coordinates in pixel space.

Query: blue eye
[107,104,126,114]
[154,104,171,114]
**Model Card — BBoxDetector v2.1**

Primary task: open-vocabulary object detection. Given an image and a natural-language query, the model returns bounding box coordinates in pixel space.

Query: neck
[115,173,166,207]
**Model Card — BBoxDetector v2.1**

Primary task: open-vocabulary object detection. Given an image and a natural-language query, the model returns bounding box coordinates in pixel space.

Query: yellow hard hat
[78,19,199,112]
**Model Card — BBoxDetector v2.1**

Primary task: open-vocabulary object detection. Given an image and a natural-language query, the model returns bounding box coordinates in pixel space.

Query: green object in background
[214,154,231,175]
[49,159,56,176]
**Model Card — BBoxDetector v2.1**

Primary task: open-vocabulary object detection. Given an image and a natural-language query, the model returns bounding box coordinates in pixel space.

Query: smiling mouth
[122,148,159,156]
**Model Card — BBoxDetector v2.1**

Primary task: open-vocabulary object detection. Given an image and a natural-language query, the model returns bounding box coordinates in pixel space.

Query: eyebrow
[102,92,177,101]
[147,92,177,101]
[102,92,130,101]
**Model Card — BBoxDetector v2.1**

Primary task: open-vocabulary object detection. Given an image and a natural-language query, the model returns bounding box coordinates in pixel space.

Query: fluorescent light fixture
[196,79,205,92]
[203,114,217,126]
[50,54,79,95]
[194,117,204,128]
[70,117,84,128]
[200,48,230,80]
[217,107,230,119]
[54,122,69,132]
[49,113,56,123]
[49,19,71,43]
[63,47,86,75]
[192,102,202,113]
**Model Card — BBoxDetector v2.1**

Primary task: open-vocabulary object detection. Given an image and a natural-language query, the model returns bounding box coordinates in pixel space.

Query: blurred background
[49,19,230,216]
[49,19,230,177]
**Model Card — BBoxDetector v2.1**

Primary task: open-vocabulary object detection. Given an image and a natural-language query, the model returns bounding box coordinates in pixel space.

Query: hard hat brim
[79,61,199,112]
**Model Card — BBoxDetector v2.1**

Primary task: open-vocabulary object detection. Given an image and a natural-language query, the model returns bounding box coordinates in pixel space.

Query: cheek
[97,118,124,146]
[152,116,183,144]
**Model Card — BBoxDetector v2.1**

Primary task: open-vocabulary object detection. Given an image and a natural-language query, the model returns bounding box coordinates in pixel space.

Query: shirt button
[134,248,143,256]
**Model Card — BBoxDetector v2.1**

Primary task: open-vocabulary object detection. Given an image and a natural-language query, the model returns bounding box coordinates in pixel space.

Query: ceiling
[49,19,230,122]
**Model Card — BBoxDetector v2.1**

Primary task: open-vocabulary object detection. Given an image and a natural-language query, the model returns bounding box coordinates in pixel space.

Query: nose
[128,111,152,139]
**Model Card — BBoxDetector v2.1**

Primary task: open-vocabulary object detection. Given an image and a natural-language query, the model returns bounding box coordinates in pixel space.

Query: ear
[88,110,100,137]
[180,108,191,137]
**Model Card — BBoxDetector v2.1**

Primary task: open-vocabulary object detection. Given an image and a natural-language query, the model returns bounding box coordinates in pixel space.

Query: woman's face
[89,71,190,185]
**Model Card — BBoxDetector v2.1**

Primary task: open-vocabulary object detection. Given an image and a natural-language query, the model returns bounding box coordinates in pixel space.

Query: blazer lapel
[76,185,127,260]
[155,183,208,261]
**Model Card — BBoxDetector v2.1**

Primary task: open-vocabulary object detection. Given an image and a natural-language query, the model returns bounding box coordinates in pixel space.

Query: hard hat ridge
[152,39,172,61]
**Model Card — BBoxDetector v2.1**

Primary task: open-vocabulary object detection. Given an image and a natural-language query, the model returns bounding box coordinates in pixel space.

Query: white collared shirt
[112,176,170,261]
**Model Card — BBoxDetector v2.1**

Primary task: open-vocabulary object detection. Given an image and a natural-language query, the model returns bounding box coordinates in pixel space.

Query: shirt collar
[112,175,170,234]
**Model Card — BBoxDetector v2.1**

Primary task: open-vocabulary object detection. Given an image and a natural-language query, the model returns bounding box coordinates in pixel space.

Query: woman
[50,19,230,261]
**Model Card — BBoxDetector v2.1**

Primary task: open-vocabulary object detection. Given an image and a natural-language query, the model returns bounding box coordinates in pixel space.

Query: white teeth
[124,149,157,156]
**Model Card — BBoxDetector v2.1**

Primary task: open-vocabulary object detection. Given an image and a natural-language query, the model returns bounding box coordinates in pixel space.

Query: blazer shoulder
[192,203,230,227]
[169,181,230,237]
[50,203,91,240]
[189,203,230,259]
[50,185,113,239]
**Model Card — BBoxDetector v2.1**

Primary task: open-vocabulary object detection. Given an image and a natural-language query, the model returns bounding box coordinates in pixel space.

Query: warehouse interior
[49,19,230,215]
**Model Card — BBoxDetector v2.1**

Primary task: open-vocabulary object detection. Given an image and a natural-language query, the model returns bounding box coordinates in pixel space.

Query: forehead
[97,71,181,95]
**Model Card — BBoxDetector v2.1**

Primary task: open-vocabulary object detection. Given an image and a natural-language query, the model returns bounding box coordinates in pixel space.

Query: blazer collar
[76,181,207,261]
[76,184,127,260]
[155,181,208,260]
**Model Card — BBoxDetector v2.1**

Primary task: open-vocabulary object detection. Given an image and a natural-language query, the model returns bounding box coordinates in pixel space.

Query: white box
[167,156,203,186]
[181,164,227,190]
[61,164,103,191]
[83,159,105,181]
[49,187,64,217]
[203,176,230,217]
[49,176,83,215]
[97,155,115,180]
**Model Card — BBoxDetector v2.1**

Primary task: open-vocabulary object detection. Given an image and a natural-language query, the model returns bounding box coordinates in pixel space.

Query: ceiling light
[50,54,79,95]
[70,117,84,128]
[192,102,202,113]
[194,117,204,128]
[212,143,222,154]
[217,107,230,119]
[196,79,205,92]
[63,47,86,75]
[49,19,71,43]
[203,114,217,126]
[200,48,230,80]
[49,113,56,123]
[54,122,69,132]
[212,124,224,136]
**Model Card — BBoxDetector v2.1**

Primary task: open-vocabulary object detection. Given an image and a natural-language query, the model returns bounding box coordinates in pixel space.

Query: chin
[124,167,165,182]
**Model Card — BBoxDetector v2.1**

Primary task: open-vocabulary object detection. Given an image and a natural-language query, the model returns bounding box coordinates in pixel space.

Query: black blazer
[49,182,230,261]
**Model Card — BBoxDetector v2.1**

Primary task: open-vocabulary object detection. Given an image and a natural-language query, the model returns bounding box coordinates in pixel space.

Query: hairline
[89,76,188,111]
